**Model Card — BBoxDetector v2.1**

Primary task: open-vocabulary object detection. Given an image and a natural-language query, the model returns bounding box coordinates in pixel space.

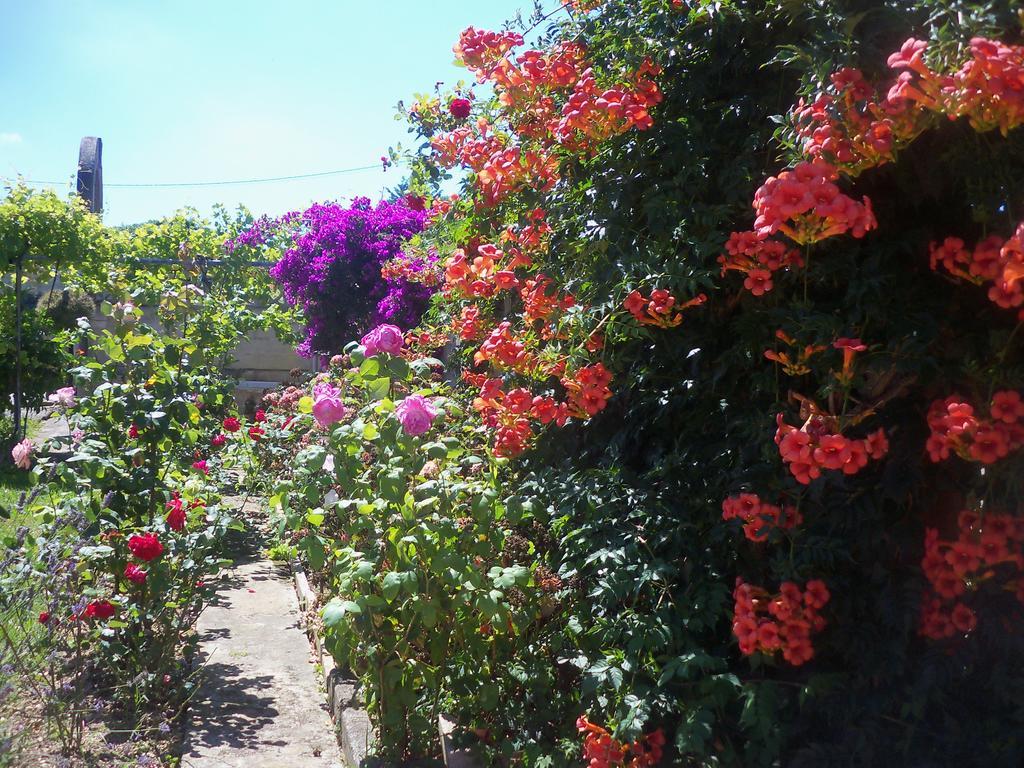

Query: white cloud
[0,133,22,145]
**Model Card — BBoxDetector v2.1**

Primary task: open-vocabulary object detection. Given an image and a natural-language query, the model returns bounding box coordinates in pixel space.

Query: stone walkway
[183,542,342,768]
[29,409,69,444]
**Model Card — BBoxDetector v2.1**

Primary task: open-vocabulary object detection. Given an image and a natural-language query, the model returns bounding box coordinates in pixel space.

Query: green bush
[392,1,1024,765]
[0,293,69,441]
[36,288,96,331]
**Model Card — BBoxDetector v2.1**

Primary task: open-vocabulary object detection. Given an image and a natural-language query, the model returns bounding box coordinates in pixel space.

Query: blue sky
[0,0,538,226]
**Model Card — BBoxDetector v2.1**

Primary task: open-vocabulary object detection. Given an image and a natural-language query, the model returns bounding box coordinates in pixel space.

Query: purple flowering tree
[230,197,430,356]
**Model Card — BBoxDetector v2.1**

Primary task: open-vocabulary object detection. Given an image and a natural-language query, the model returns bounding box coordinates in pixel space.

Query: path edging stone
[288,560,482,767]
[291,559,371,767]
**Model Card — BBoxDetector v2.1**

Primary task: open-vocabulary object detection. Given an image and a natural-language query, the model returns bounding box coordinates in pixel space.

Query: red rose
[124,564,148,584]
[223,417,241,433]
[38,611,50,624]
[128,424,140,439]
[211,433,227,448]
[449,97,472,119]
[253,409,266,423]
[128,533,164,562]
[84,600,115,620]
[191,460,209,475]
[165,497,186,532]
[248,425,264,441]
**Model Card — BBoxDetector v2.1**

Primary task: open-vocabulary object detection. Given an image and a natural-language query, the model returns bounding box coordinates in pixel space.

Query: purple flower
[360,324,404,357]
[395,395,438,436]
[258,198,431,356]
[311,383,347,428]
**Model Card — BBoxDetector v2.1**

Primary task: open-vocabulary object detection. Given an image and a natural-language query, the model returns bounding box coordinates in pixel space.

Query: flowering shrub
[231,198,430,356]
[262,341,539,760]
[192,2,1024,767]
[342,2,1024,766]
[919,511,1023,639]
[0,301,246,758]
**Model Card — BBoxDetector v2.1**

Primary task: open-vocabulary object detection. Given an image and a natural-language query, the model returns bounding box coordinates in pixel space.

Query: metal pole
[13,251,24,440]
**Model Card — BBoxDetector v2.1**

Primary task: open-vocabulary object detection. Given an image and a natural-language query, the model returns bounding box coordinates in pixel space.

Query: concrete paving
[29,409,70,445]
[183,549,343,768]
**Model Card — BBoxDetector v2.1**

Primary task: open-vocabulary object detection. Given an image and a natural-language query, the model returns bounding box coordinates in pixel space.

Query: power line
[4,163,383,189]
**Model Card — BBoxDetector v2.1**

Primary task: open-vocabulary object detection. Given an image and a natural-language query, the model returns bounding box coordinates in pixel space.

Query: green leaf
[322,597,361,629]
[366,377,391,401]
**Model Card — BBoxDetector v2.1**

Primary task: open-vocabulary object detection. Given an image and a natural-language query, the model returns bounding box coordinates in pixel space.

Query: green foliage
[265,353,542,760]
[0,183,111,280]
[381,0,1024,765]
[0,306,244,754]
[0,294,70,440]
[36,288,96,331]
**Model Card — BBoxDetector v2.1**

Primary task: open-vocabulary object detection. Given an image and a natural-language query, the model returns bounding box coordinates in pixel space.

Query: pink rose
[395,395,438,436]
[360,324,405,357]
[11,438,34,470]
[312,382,347,428]
[46,387,76,408]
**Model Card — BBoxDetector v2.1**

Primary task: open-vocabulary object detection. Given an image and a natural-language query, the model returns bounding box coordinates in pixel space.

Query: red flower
[248,425,265,440]
[123,563,148,584]
[192,460,209,475]
[863,428,889,460]
[128,533,164,562]
[38,611,50,624]
[253,409,267,423]
[223,417,241,433]
[813,434,852,470]
[165,497,186,532]
[991,390,1024,424]
[804,579,830,610]
[84,600,115,620]
[743,268,774,296]
[968,426,1009,463]
[404,194,426,211]
[211,433,227,448]
[449,97,473,119]
[950,603,977,633]
[128,424,140,439]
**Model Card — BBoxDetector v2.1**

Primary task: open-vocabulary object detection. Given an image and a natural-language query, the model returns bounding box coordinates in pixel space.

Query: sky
[0,0,538,226]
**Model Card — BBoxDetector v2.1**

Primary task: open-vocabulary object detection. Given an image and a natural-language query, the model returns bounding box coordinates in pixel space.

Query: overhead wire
[3,162,382,189]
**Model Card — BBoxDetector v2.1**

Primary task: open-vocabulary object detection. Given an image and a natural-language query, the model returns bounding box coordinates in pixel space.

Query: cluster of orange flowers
[752,160,877,245]
[433,26,664,209]
[920,511,1024,639]
[722,493,802,542]
[733,579,830,666]
[717,233,804,297]
[576,716,666,768]
[792,64,931,176]
[442,210,611,456]
[929,225,1024,318]
[793,37,1024,178]
[623,288,706,327]
[775,413,889,485]
[925,391,1024,465]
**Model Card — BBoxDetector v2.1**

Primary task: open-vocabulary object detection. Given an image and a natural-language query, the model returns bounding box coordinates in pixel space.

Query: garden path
[29,409,69,444]
[183,512,342,768]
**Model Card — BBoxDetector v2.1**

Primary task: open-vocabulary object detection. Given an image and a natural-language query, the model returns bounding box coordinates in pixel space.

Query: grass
[0,464,33,542]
